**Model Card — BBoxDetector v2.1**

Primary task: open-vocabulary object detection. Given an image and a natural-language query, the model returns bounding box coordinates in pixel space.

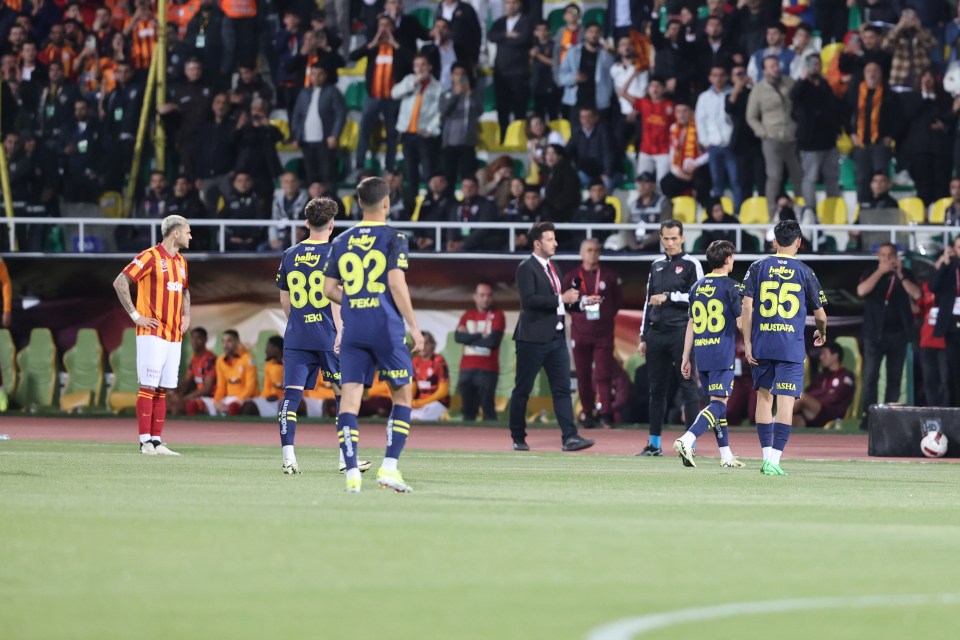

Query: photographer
[930,236,960,406]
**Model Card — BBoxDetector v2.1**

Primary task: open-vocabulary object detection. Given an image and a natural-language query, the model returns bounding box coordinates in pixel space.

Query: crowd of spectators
[2,1,960,253]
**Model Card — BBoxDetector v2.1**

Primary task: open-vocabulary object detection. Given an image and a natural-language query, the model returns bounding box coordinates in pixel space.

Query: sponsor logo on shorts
[775,382,797,391]
[708,383,725,392]
[380,369,410,379]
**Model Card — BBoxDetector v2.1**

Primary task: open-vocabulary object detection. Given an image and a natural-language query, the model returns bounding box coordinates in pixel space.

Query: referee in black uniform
[637,220,704,455]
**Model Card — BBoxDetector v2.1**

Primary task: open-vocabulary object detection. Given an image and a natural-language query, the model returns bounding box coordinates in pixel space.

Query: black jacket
[567,123,614,179]
[183,6,235,76]
[543,159,581,222]
[838,48,892,88]
[194,116,236,179]
[641,252,704,337]
[436,1,481,67]
[930,259,960,338]
[513,256,578,343]
[349,43,413,91]
[488,14,533,78]
[898,91,954,158]
[449,196,501,251]
[790,76,846,152]
[725,86,760,154]
[859,267,916,341]
[164,80,213,144]
[102,81,144,141]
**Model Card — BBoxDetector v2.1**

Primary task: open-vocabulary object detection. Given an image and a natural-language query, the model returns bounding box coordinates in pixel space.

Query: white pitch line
[587,593,960,640]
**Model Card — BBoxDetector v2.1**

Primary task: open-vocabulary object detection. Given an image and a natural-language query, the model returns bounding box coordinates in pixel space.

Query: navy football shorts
[751,359,803,398]
[698,368,735,397]
[340,333,413,387]
[284,347,341,389]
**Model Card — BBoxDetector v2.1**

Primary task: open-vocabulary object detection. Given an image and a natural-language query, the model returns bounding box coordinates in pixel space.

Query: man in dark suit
[488,0,533,143]
[930,236,960,406]
[290,63,346,185]
[435,0,481,69]
[606,0,652,41]
[509,222,595,452]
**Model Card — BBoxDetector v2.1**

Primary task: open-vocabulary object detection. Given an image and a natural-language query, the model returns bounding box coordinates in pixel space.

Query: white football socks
[381,457,398,472]
[679,431,696,447]
[769,449,783,465]
[719,446,733,460]
[282,445,295,463]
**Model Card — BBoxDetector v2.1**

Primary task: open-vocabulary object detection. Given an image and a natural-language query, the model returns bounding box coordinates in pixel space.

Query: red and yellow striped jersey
[39,44,77,80]
[122,244,189,343]
[128,17,157,70]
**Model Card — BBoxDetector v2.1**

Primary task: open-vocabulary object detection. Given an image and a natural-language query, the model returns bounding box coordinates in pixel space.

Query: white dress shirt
[532,252,564,329]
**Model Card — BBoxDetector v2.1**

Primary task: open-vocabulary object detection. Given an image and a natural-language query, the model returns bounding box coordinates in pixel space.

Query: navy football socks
[385,405,412,460]
[279,388,303,447]
[338,413,360,470]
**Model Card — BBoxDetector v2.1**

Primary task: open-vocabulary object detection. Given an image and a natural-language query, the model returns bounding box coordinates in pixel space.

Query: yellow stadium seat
[898,196,926,224]
[548,118,572,142]
[339,120,359,151]
[478,121,502,151]
[836,132,853,156]
[502,120,528,152]
[99,191,124,218]
[739,196,769,224]
[721,196,734,214]
[930,197,951,224]
[341,194,355,217]
[817,197,848,225]
[411,194,425,221]
[339,57,367,77]
[820,42,844,68]
[605,196,622,224]
[271,119,295,151]
[671,196,696,225]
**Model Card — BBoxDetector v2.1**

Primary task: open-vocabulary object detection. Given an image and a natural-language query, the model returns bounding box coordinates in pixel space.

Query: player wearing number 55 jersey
[741,220,828,476]
[113,215,192,457]
[676,240,746,469]
[323,177,425,493]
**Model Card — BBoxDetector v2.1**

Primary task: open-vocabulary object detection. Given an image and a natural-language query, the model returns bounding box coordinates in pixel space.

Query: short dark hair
[877,242,897,253]
[773,219,802,247]
[649,75,666,85]
[357,176,390,209]
[824,341,843,363]
[461,175,479,186]
[767,22,786,33]
[304,196,338,229]
[661,220,684,235]
[267,335,284,350]
[224,329,240,340]
[528,221,556,244]
[191,327,208,339]
[413,53,431,66]
[706,240,735,271]
[535,20,549,28]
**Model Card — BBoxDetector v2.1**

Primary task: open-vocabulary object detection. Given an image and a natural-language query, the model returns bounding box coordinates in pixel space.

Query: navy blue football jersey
[276,240,337,351]
[688,273,742,371]
[741,254,827,363]
[323,222,410,342]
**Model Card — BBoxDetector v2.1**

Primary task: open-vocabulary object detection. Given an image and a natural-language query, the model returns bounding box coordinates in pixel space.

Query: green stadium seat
[583,7,605,29]
[15,328,58,410]
[107,328,139,412]
[548,8,566,34]
[178,335,193,385]
[693,235,704,252]
[345,82,368,112]
[253,330,279,388]
[410,7,434,30]
[483,83,496,113]
[440,333,463,393]
[61,328,104,412]
[283,157,304,180]
[624,352,645,382]
[495,331,516,414]
[0,328,16,399]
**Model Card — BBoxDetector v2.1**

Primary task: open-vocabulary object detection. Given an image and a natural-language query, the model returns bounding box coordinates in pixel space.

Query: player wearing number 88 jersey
[741,220,828,475]
[676,240,745,469]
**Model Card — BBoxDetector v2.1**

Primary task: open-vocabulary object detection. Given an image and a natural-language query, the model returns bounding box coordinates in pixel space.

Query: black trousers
[735,150,766,202]
[947,333,960,407]
[509,334,578,444]
[443,145,477,192]
[906,153,951,206]
[400,133,439,208]
[459,369,498,421]
[494,72,530,143]
[302,141,336,185]
[645,327,699,436]
[920,347,950,408]
[660,167,713,211]
[861,331,908,412]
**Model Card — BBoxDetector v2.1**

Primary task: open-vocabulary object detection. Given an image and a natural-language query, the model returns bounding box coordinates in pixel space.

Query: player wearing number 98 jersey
[274,197,342,475]
[740,220,828,476]
[675,240,745,469]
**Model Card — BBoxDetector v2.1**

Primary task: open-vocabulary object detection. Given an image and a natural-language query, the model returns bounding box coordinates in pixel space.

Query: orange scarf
[628,31,652,72]
[559,27,578,62]
[671,121,699,171]
[856,82,883,146]
[371,44,395,99]
[407,80,429,133]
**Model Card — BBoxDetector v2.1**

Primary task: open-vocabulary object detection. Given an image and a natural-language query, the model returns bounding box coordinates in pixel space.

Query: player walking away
[677,240,746,469]
[741,220,828,476]
[323,177,424,493]
[113,215,192,456]
[275,197,370,475]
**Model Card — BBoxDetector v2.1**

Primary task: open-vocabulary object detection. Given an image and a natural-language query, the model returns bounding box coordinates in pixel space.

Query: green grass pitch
[1,440,959,639]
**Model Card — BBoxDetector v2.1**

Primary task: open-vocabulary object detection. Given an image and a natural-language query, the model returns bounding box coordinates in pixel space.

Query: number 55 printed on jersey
[339,250,387,295]
[759,281,802,319]
[287,271,330,309]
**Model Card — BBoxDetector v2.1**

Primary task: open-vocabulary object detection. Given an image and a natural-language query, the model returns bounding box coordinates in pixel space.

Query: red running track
[2,416,953,462]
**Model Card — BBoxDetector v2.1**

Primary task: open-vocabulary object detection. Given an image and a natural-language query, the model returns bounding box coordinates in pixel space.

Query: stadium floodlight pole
[125,47,160,216]
[154,0,168,172]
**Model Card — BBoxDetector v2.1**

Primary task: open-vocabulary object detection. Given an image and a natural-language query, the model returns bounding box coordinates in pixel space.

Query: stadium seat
[738,197,769,224]
[929,197,951,224]
[411,194,425,221]
[547,8,566,34]
[817,197,848,225]
[502,120,528,152]
[624,352,645,382]
[342,194,355,217]
[898,197,926,224]
[721,196,734,215]
[483,83,496,113]
[339,120,359,151]
[410,7,434,30]
[835,336,862,420]
[253,331,278,388]
[0,328,17,402]
[605,196,623,224]
[14,328,57,410]
[61,328,103,413]
[283,157,304,180]
[178,335,193,386]
[548,118,572,142]
[820,42,844,68]
[478,121,502,151]
[99,191,123,218]
[495,332,517,413]
[345,82,368,112]
[440,333,463,395]
[583,7,605,29]
[107,328,139,412]
[270,119,295,151]
[511,158,526,179]
[339,56,367,77]
[671,196,696,225]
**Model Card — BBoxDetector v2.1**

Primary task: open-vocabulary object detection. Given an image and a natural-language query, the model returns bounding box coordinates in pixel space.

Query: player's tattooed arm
[813,307,827,346]
[113,273,160,329]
